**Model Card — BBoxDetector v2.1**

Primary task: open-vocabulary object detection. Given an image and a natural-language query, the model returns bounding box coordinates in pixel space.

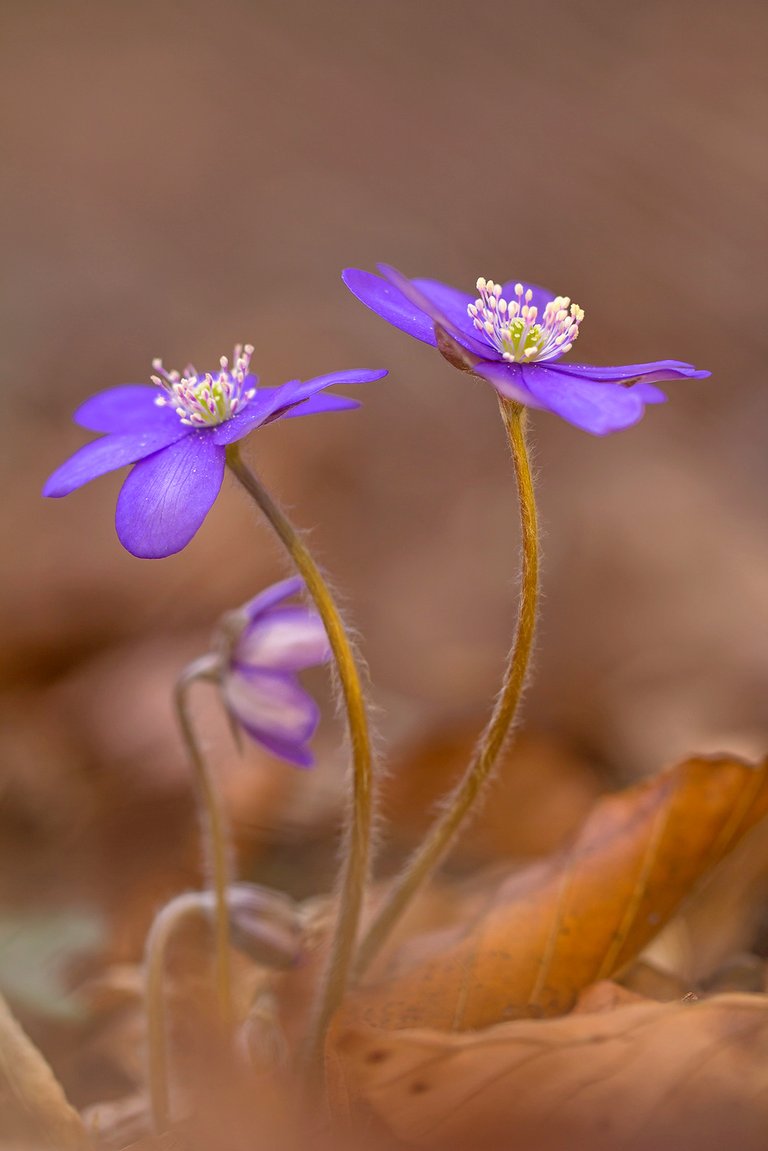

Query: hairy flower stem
[225,442,375,1073]
[354,399,539,977]
[174,668,234,1027]
[145,892,211,1133]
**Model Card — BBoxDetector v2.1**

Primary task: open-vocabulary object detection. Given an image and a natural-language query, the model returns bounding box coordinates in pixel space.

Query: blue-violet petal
[74,385,186,435]
[115,432,225,558]
[43,426,188,497]
[225,668,321,744]
[522,363,649,434]
[235,606,331,673]
[342,269,438,346]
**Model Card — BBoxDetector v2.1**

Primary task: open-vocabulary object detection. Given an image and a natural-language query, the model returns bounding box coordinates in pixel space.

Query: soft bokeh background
[2,0,767,1083]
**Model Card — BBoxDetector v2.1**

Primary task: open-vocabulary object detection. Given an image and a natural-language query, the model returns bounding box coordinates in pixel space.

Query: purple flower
[221,577,331,768]
[342,265,709,434]
[43,345,386,558]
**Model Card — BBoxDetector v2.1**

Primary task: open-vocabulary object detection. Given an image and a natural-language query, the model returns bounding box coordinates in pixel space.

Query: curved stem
[225,442,374,1071]
[174,667,234,1027]
[144,885,304,1132]
[354,399,539,976]
[144,892,210,1133]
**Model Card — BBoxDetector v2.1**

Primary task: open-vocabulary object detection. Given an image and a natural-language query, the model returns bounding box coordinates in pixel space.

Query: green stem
[225,442,375,1072]
[354,399,539,976]
[144,892,210,1133]
[174,667,234,1027]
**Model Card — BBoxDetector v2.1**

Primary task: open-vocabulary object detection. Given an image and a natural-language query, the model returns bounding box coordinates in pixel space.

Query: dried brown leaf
[333,991,768,1151]
[348,754,768,1030]
[0,992,91,1149]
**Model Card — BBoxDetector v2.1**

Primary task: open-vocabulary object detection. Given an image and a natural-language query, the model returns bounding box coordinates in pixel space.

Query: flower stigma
[152,344,257,427]
[468,279,584,363]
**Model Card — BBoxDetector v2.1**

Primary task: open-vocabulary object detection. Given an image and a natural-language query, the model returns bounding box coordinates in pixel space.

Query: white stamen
[151,344,257,427]
[468,277,584,364]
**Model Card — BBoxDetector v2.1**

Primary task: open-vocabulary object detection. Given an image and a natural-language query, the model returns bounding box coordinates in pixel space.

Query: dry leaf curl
[0,992,91,1149]
[333,990,768,1151]
[348,754,768,1031]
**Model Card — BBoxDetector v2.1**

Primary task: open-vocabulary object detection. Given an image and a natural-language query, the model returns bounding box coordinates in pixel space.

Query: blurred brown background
[1,0,767,970]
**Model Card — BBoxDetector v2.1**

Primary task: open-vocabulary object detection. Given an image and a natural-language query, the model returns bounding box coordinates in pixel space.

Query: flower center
[468,279,584,363]
[152,344,257,427]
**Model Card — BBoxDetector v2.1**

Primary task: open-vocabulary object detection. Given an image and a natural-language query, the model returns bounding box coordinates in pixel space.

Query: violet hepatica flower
[43,345,386,558]
[221,577,331,768]
[342,265,709,434]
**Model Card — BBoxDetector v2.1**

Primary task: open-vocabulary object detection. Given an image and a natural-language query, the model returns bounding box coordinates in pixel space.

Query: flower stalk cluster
[44,263,709,1115]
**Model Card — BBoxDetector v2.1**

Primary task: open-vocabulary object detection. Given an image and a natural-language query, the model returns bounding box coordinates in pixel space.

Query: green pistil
[504,319,543,361]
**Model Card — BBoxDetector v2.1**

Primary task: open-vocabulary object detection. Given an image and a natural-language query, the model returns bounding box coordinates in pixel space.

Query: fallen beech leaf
[333,991,768,1151]
[349,754,768,1030]
[107,1126,190,1151]
[571,979,647,1013]
[618,958,690,1002]
[0,991,91,1149]
[81,1092,150,1148]
[656,817,768,983]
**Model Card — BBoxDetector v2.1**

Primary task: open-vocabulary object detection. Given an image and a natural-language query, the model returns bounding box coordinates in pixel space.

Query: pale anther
[468,277,584,364]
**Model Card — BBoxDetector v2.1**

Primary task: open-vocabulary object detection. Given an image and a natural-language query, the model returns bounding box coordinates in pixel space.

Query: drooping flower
[218,577,331,768]
[342,265,709,434]
[43,345,386,558]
